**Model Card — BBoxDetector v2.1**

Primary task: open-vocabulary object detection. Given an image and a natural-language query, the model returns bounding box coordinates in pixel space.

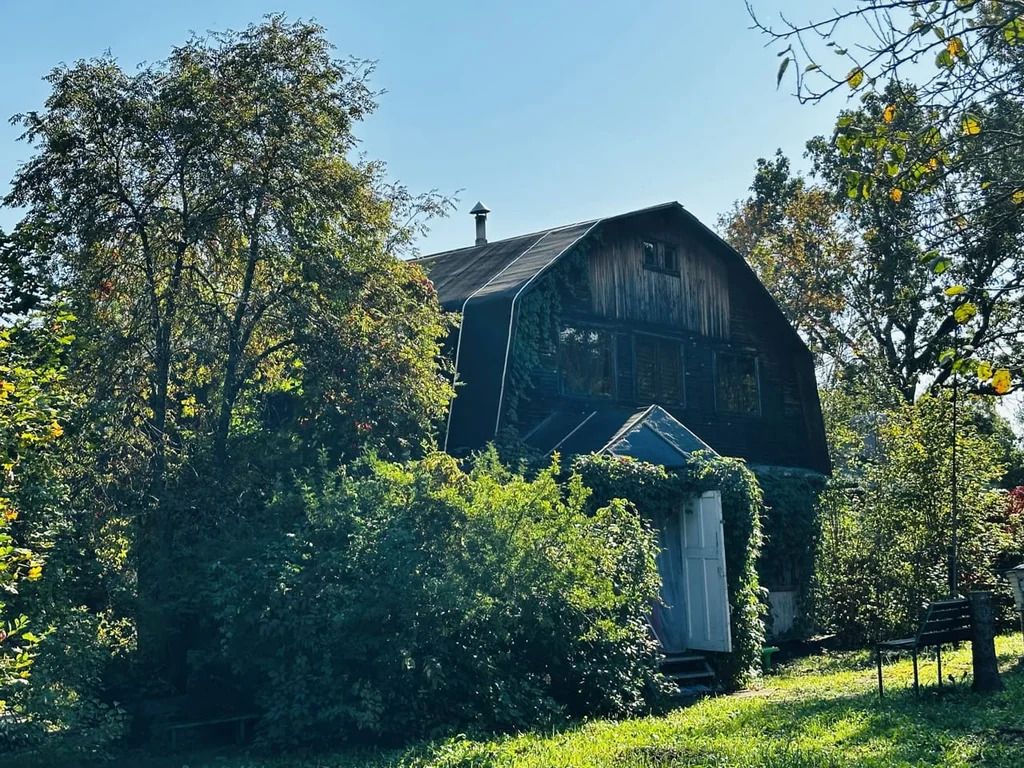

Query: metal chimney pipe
[470,201,491,246]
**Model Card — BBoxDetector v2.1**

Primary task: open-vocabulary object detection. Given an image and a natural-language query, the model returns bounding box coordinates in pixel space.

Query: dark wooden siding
[588,218,730,339]
[506,210,828,473]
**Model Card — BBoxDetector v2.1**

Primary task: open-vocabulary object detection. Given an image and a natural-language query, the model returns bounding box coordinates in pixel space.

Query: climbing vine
[752,468,826,638]
[502,239,594,428]
[574,452,765,688]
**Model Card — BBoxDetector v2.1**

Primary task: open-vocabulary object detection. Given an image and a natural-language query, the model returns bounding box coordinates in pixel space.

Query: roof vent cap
[470,201,490,245]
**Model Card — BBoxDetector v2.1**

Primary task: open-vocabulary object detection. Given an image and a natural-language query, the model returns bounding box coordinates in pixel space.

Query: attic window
[714,351,760,416]
[643,240,657,267]
[635,334,684,404]
[642,239,680,274]
[558,326,614,399]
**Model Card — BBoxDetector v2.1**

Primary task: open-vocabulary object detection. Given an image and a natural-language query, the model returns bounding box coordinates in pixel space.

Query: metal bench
[876,597,972,696]
[166,713,259,749]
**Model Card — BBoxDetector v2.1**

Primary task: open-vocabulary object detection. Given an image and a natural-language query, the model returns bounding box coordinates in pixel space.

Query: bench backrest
[915,597,972,646]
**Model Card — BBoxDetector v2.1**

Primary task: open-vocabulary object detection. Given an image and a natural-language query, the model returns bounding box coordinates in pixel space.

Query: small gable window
[663,244,677,272]
[714,351,760,415]
[641,239,680,274]
[635,334,684,405]
[558,326,614,398]
[642,239,658,267]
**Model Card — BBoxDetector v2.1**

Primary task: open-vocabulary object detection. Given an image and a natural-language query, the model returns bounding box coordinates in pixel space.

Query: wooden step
[664,669,715,681]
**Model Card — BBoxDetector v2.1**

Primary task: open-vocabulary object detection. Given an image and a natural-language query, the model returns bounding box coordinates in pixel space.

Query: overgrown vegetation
[191,450,663,746]
[575,453,765,688]
[53,635,1024,767]
[815,391,1011,645]
[753,467,826,637]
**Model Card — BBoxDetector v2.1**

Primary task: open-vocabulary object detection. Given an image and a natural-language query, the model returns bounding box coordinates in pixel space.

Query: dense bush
[196,450,662,746]
[574,452,765,688]
[814,392,1007,644]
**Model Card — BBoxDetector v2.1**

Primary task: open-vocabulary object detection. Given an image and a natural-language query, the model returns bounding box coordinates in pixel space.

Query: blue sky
[0,0,848,253]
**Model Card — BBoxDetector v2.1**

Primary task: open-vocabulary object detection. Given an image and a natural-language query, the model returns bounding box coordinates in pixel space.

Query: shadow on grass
[25,644,1024,768]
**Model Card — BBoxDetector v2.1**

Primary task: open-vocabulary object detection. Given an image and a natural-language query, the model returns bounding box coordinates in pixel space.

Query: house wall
[507,208,828,473]
[587,221,730,339]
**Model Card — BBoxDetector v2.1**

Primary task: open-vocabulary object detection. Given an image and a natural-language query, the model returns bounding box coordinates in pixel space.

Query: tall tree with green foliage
[4,15,454,685]
[752,1,1024,394]
[719,150,856,361]
[723,90,1024,402]
[0,311,76,699]
[815,390,1007,643]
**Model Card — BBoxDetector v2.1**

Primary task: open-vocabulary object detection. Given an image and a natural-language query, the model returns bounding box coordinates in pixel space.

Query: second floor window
[642,239,680,274]
[558,326,614,398]
[714,351,760,415]
[635,334,683,404]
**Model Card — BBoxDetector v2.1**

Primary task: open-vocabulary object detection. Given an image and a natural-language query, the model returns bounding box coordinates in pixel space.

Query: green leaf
[846,171,862,198]
[847,68,864,89]
[939,348,956,364]
[1004,17,1024,44]
[776,57,791,88]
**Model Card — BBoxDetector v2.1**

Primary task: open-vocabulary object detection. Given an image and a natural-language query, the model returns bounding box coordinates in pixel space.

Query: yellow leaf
[847,68,865,89]
[48,422,63,439]
[883,104,896,123]
[1013,189,1024,205]
[947,37,965,57]
[944,285,966,296]
[27,565,42,581]
[992,369,1012,394]
[890,188,903,203]
[953,302,977,323]
[977,361,993,381]
[962,115,982,135]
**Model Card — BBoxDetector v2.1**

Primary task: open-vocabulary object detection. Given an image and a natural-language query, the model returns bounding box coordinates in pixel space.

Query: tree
[723,87,1024,401]
[4,15,454,685]
[752,1,1024,394]
[815,390,1006,643]
[719,150,856,360]
[0,311,76,698]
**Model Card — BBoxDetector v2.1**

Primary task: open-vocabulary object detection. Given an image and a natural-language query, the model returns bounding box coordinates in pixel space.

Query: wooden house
[416,201,829,657]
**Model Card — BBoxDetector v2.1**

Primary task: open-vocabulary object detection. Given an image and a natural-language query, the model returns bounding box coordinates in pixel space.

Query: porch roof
[524,404,717,468]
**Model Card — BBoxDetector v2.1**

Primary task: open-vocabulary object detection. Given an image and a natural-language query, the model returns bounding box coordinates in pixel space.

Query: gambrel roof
[414,201,819,456]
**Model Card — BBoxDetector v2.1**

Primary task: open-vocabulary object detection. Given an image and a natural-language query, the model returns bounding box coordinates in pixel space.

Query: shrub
[199,450,662,746]
[814,393,1006,644]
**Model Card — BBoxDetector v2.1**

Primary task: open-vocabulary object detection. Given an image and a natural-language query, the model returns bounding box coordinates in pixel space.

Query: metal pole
[949,325,960,598]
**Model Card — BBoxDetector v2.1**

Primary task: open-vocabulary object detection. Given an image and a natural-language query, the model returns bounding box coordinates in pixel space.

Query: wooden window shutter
[657,338,682,403]
[635,335,658,401]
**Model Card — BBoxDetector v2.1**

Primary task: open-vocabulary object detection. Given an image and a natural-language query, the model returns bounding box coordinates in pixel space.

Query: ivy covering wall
[752,468,827,638]
[503,242,592,429]
[575,452,765,688]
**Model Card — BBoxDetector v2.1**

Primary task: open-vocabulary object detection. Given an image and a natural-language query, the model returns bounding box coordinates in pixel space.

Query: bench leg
[877,648,884,698]
[937,644,942,689]
[912,647,919,695]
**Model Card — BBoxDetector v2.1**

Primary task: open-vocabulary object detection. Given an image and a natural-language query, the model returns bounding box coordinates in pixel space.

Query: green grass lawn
[98,634,1024,767]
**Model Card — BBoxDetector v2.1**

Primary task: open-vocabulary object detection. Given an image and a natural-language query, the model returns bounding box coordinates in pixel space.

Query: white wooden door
[680,491,731,653]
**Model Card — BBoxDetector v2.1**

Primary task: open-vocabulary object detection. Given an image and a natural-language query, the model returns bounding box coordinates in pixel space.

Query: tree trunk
[969,591,1004,693]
